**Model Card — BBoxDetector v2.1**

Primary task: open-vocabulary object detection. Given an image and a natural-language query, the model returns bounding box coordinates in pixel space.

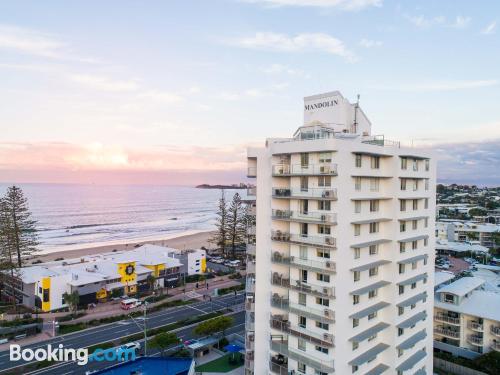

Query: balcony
[435,314,461,325]
[246,243,256,256]
[467,334,483,346]
[247,167,256,178]
[272,209,337,224]
[270,316,334,347]
[247,186,256,196]
[490,326,500,337]
[491,341,500,352]
[245,299,254,311]
[290,256,336,274]
[434,327,460,339]
[272,187,338,200]
[270,339,335,373]
[271,252,291,265]
[271,273,290,289]
[271,294,289,310]
[289,301,335,323]
[247,260,256,274]
[467,321,484,332]
[271,230,337,248]
[272,163,338,177]
[247,225,256,236]
[269,355,289,375]
[246,278,255,293]
[289,279,335,298]
[245,320,255,331]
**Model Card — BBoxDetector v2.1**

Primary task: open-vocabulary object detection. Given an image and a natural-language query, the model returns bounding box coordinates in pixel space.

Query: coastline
[34,230,216,263]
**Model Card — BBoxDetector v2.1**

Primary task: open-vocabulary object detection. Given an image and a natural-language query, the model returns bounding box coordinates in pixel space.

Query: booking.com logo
[10,344,136,366]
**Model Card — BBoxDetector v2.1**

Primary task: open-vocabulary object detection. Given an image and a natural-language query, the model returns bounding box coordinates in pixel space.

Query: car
[119,342,141,352]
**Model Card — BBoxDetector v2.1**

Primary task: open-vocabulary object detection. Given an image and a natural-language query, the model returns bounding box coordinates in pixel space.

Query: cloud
[261,63,310,78]
[229,32,355,61]
[481,21,496,35]
[450,16,471,29]
[359,38,383,48]
[68,74,141,92]
[0,24,96,62]
[240,0,382,11]
[372,79,498,92]
[405,14,471,29]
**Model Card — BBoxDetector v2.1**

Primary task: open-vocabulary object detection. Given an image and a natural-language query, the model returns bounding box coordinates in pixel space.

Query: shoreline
[33,230,216,263]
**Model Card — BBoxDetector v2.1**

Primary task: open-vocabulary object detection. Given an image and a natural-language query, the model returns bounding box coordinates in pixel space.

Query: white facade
[245,91,436,375]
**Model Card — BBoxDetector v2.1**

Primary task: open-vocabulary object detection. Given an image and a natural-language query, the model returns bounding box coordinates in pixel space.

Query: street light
[128,293,155,357]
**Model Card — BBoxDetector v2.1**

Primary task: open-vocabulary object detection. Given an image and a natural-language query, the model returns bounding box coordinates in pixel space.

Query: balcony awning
[397,329,427,350]
[349,302,390,320]
[397,254,428,265]
[351,151,393,157]
[351,175,393,179]
[351,197,393,201]
[365,364,390,375]
[397,196,429,200]
[397,216,429,221]
[414,368,427,375]
[397,292,427,308]
[397,311,427,329]
[351,218,392,225]
[396,349,427,372]
[349,322,390,344]
[350,239,392,249]
[397,273,428,286]
[348,343,389,366]
[350,281,391,296]
[351,260,391,272]
[397,234,429,243]
[399,154,429,160]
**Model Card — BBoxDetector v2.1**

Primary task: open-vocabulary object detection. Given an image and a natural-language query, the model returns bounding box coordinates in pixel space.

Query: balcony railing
[246,278,255,293]
[270,340,335,373]
[491,341,500,352]
[272,163,338,176]
[290,279,335,298]
[467,334,483,346]
[270,316,334,347]
[435,314,461,325]
[247,226,256,236]
[273,187,338,200]
[245,300,254,311]
[467,321,484,332]
[247,187,256,196]
[271,252,291,265]
[272,209,337,224]
[247,260,256,274]
[289,301,335,322]
[290,256,336,273]
[246,243,256,255]
[491,326,500,337]
[271,273,290,289]
[269,359,289,375]
[434,327,460,339]
[271,230,337,248]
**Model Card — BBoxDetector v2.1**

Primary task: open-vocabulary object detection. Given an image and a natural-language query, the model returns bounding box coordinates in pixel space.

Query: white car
[119,342,141,352]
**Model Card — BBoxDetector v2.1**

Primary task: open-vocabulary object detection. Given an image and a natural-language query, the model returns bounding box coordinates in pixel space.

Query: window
[411,282,417,289]
[299,316,307,328]
[399,285,405,295]
[412,179,418,191]
[368,311,377,320]
[412,261,417,270]
[368,333,377,342]
[398,306,404,316]
[317,249,330,259]
[316,321,329,330]
[424,257,428,266]
[299,246,308,260]
[412,220,418,230]
[353,318,359,327]
[355,154,362,168]
[43,288,49,303]
[353,271,360,282]
[369,245,378,255]
[370,200,379,212]
[413,199,419,210]
[298,338,306,351]
[400,221,406,232]
[353,295,360,305]
[315,345,329,354]
[399,263,405,274]
[400,200,406,211]
[371,156,380,169]
[424,237,428,247]
[425,159,430,171]
[318,225,331,235]
[355,201,361,213]
[301,153,309,167]
[352,365,359,373]
[424,198,429,209]
[400,242,406,253]
[300,176,308,191]
[352,341,359,350]
[299,293,307,306]
[398,348,404,357]
[298,362,306,374]
[317,273,330,283]
[354,248,360,259]
[425,179,429,191]
[370,178,379,192]
[400,179,407,191]
[319,152,332,163]
[398,328,404,336]
[354,224,361,236]
[369,267,378,277]
[318,176,331,187]
[301,269,308,283]
[369,222,379,233]
[424,218,429,228]
[401,157,408,170]
[354,177,362,191]
[369,289,377,299]
[412,240,418,250]
[316,297,329,307]
[413,159,418,171]
[318,200,331,210]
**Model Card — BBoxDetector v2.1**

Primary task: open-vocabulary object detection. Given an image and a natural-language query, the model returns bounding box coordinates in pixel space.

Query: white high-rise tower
[244,91,435,375]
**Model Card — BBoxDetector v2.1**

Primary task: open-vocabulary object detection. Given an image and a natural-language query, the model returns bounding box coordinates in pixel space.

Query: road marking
[186,305,207,314]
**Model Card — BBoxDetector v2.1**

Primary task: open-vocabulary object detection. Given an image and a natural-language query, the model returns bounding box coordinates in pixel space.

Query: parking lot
[436,255,473,275]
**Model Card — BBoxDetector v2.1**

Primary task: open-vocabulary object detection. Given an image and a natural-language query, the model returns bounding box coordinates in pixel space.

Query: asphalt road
[0,292,245,374]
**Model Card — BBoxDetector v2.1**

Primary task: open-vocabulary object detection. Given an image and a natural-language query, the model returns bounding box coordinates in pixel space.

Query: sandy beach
[34,230,216,263]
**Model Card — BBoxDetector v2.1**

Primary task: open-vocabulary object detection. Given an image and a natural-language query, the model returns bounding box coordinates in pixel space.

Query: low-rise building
[436,221,500,249]
[433,276,500,358]
[435,239,489,257]
[164,247,207,276]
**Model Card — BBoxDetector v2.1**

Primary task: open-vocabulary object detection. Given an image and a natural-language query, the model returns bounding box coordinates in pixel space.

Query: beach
[34,230,216,263]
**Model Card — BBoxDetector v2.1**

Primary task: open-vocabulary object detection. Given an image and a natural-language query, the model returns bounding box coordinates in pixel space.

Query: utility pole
[143,301,148,356]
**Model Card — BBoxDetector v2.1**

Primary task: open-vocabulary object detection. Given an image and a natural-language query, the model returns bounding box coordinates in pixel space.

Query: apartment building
[434,276,500,358]
[245,91,436,375]
[6,244,182,312]
[436,221,499,249]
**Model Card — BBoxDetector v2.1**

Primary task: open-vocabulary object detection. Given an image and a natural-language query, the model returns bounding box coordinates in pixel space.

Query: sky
[0,0,499,185]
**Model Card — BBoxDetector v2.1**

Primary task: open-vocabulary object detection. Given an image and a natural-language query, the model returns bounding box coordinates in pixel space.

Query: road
[0,292,245,374]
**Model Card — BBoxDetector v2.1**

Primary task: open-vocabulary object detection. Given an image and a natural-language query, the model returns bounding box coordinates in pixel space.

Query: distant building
[435,239,489,256]
[165,247,207,276]
[436,221,500,249]
[433,277,500,358]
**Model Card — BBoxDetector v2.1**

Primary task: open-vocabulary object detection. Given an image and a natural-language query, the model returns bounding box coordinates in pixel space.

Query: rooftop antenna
[353,94,360,133]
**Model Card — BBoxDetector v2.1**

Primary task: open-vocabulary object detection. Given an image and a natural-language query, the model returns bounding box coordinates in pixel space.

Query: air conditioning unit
[322,190,330,198]
[320,214,327,221]
[324,309,331,317]
[325,237,334,245]
[323,287,329,294]
[323,333,331,340]
[325,261,332,268]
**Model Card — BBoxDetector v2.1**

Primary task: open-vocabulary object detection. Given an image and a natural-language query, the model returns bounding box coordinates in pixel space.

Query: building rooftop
[435,240,489,253]
[434,271,455,287]
[436,277,485,297]
[435,290,500,322]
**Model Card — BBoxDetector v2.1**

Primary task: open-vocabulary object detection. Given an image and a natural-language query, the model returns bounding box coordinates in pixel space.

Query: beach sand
[34,230,216,263]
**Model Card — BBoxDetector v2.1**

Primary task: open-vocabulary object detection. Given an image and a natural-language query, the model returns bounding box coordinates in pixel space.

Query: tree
[473,350,500,374]
[226,193,246,258]
[466,231,479,241]
[146,274,156,291]
[209,190,228,256]
[1,186,39,267]
[194,315,233,337]
[149,332,179,356]
[63,291,80,313]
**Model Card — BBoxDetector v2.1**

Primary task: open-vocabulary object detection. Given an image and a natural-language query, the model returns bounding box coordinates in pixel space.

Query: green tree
[466,231,479,241]
[226,193,246,258]
[146,274,156,291]
[149,332,179,356]
[194,315,233,337]
[1,186,39,267]
[63,291,80,313]
[473,350,500,374]
[209,190,228,256]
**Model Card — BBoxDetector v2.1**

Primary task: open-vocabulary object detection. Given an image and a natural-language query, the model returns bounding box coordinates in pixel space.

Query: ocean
[0,184,245,254]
